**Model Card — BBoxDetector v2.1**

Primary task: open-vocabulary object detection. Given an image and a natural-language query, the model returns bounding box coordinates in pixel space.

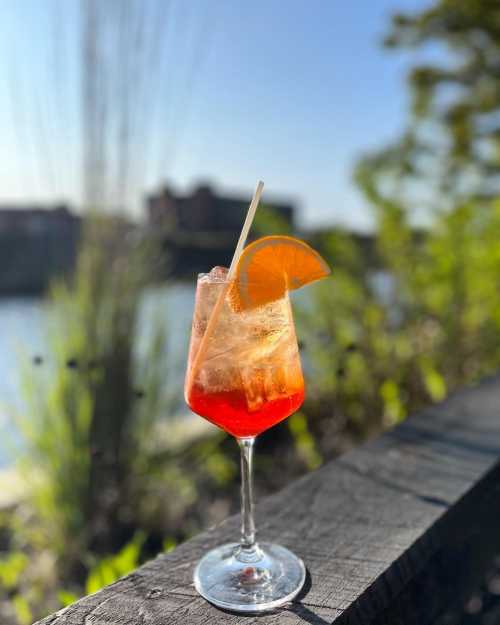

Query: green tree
[364,0,500,211]
[351,0,500,411]
[300,1,500,460]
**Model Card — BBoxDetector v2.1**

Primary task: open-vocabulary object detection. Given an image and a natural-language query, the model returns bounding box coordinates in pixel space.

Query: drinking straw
[188,180,264,382]
[228,180,264,279]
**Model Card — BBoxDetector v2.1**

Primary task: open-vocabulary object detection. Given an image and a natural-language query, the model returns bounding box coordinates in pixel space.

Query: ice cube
[208,266,229,282]
[239,363,294,411]
[199,362,235,393]
[198,266,228,284]
[263,366,288,401]
[239,365,266,412]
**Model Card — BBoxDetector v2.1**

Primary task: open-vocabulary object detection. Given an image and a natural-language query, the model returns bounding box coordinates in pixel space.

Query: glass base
[193,542,306,613]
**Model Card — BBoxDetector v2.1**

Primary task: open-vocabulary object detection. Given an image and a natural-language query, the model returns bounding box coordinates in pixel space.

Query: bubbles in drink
[185,267,304,436]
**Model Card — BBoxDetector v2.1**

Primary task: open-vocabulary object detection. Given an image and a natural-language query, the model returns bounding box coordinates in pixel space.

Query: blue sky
[0,0,434,231]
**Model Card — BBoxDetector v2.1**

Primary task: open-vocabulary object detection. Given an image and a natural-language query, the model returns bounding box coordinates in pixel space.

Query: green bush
[298,197,500,458]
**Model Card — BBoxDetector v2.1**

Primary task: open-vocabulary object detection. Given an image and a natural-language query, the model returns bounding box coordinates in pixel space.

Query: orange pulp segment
[229,235,331,311]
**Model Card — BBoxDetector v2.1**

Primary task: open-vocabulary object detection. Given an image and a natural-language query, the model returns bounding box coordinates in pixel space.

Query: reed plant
[16,219,170,568]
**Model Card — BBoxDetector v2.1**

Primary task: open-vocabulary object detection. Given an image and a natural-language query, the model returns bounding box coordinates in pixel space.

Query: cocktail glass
[185,267,306,612]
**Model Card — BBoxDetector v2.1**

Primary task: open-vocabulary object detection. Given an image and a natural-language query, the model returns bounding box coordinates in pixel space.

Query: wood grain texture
[35,375,500,625]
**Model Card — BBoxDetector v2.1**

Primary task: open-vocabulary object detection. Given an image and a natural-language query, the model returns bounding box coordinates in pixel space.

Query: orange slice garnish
[228,235,330,311]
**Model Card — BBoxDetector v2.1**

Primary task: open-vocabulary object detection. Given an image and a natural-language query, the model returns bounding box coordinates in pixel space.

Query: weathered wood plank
[35,375,500,625]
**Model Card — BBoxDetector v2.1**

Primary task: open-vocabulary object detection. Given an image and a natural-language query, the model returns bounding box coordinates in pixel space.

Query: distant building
[0,204,81,294]
[147,183,294,232]
[146,184,295,276]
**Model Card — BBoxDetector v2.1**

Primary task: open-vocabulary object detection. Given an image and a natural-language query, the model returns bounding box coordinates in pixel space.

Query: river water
[0,284,196,468]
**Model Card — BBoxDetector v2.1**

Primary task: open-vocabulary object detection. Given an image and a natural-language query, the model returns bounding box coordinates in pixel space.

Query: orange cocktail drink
[185,231,330,613]
[188,385,304,438]
[185,267,304,438]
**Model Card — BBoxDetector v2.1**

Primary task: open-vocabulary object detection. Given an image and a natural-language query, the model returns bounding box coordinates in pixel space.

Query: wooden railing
[36,375,500,624]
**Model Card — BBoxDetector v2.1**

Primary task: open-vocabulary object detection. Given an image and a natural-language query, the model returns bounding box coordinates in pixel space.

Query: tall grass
[17,220,170,570]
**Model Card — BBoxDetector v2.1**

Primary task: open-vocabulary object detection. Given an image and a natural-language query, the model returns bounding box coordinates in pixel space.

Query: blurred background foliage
[298,0,500,458]
[3,0,500,623]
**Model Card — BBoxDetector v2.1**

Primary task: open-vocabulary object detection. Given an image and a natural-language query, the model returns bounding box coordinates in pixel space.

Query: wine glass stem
[238,437,256,552]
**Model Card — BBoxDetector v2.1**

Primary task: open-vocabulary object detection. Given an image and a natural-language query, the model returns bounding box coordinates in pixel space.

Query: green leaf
[380,380,406,425]
[12,595,32,625]
[58,590,80,607]
[288,412,322,470]
[421,362,447,402]
[163,537,177,553]
[0,552,28,589]
[85,533,145,595]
